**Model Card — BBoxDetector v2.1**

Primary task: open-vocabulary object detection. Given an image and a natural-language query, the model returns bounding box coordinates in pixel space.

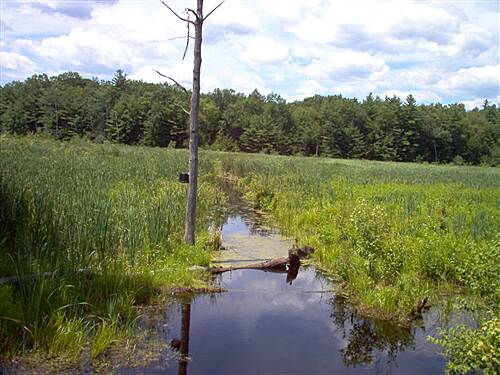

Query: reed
[213,151,499,320]
[0,135,222,358]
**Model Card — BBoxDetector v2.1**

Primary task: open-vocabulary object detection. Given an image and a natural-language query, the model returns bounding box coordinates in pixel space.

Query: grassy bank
[215,155,500,373]
[0,136,223,361]
[214,152,499,371]
[216,153,499,319]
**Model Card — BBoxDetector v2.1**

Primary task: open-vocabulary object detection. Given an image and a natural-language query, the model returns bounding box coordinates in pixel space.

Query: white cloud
[462,97,500,110]
[130,62,191,84]
[1,51,36,72]
[232,73,270,95]
[302,49,388,81]
[287,1,461,46]
[29,28,139,68]
[240,37,289,64]
[0,52,37,81]
[206,0,261,30]
[452,23,494,57]
[292,45,311,60]
[263,0,322,22]
[437,64,500,98]
[1,0,498,105]
[296,80,326,97]
[2,3,84,37]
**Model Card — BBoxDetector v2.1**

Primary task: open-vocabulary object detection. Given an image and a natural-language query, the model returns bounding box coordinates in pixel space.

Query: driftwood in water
[208,257,288,274]
[208,245,315,275]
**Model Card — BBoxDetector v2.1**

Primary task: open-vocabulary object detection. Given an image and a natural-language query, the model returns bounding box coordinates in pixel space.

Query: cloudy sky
[1,0,499,108]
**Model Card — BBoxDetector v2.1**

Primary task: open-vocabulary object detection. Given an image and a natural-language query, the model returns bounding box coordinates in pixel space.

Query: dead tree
[159,0,224,245]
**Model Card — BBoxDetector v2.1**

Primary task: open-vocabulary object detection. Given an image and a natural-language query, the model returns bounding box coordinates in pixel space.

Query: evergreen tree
[1,71,498,166]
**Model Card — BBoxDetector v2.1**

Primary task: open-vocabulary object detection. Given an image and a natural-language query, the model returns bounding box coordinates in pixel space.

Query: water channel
[132,191,447,374]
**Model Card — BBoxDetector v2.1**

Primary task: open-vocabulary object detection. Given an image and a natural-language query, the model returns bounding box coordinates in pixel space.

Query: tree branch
[168,36,195,40]
[182,13,191,60]
[159,0,194,25]
[203,0,225,21]
[153,69,189,95]
[173,102,191,116]
[186,8,199,21]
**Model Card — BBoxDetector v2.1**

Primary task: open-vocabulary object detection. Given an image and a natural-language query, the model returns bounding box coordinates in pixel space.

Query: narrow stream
[129,191,448,375]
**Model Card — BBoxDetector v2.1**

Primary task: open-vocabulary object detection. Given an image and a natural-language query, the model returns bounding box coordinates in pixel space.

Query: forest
[1,70,498,166]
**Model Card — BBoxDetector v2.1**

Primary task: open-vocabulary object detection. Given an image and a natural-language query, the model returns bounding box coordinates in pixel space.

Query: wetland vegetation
[0,135,499,373]
[0,136,220,363]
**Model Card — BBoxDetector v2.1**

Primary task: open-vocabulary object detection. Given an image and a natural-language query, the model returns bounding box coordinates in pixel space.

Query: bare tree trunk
[160,0,224,245]
[184,0,203,245]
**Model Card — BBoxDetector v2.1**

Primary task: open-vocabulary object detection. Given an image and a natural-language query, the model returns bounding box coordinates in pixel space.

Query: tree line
[1,70,498,165]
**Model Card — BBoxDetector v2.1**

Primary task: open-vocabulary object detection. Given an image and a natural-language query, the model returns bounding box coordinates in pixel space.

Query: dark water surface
[155,268,445,375]
[130,195,446,375]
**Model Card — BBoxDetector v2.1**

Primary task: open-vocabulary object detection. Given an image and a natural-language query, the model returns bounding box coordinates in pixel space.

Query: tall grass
[213,152,500,321]
[0,135,222,358]
[2,136,498,367]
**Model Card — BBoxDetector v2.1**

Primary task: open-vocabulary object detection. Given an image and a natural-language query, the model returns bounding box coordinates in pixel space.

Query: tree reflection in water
[176,302,191,375]
[329,295,415,371]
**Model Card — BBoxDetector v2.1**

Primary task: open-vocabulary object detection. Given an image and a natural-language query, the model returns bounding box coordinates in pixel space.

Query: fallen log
[207,245,315,275]
[208,257,289,274]
[407,297,431,322]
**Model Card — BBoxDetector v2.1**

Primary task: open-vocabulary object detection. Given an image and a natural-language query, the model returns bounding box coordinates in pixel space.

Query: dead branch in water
[208,257,289,274]
[207,245,315,274]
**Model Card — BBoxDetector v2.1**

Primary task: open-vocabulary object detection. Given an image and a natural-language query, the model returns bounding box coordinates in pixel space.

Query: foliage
[215,153,499,321]
[1,135,498,368]
[0,136,221,359]
[215,152,499,370]
[428,317,500,374]
[1,71,499,165]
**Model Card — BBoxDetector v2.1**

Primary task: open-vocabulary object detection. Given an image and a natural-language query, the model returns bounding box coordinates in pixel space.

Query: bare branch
[203,0,225,21]
[173,102,191,116]
[168,35,195,40]
[182,13,191,60]
[153,69,189,94]
[159,0,194,24]
[186,8,199,21]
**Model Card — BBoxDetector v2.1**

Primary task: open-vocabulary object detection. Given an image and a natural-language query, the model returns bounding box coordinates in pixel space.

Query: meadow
[1,136,498,372]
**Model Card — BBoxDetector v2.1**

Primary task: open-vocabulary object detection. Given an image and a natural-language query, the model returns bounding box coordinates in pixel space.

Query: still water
[134,196,446,375]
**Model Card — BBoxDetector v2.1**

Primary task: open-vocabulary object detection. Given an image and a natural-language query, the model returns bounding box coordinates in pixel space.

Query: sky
[1,0,499,108]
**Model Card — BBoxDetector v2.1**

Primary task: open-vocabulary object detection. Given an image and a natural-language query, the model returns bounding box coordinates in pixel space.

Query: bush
[429,317,500,374]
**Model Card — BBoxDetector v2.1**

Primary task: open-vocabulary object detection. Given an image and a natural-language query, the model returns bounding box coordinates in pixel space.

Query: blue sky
[1,0,499,108]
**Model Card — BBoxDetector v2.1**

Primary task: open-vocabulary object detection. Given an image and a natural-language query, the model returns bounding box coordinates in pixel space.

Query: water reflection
[329,295,415,369]
[213,180,277,237]
[158,268,443,375]
[178,303,191,375]
[153,185,444,374]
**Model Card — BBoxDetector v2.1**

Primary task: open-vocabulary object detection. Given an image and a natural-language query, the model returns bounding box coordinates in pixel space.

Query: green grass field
[1,136,499,371]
